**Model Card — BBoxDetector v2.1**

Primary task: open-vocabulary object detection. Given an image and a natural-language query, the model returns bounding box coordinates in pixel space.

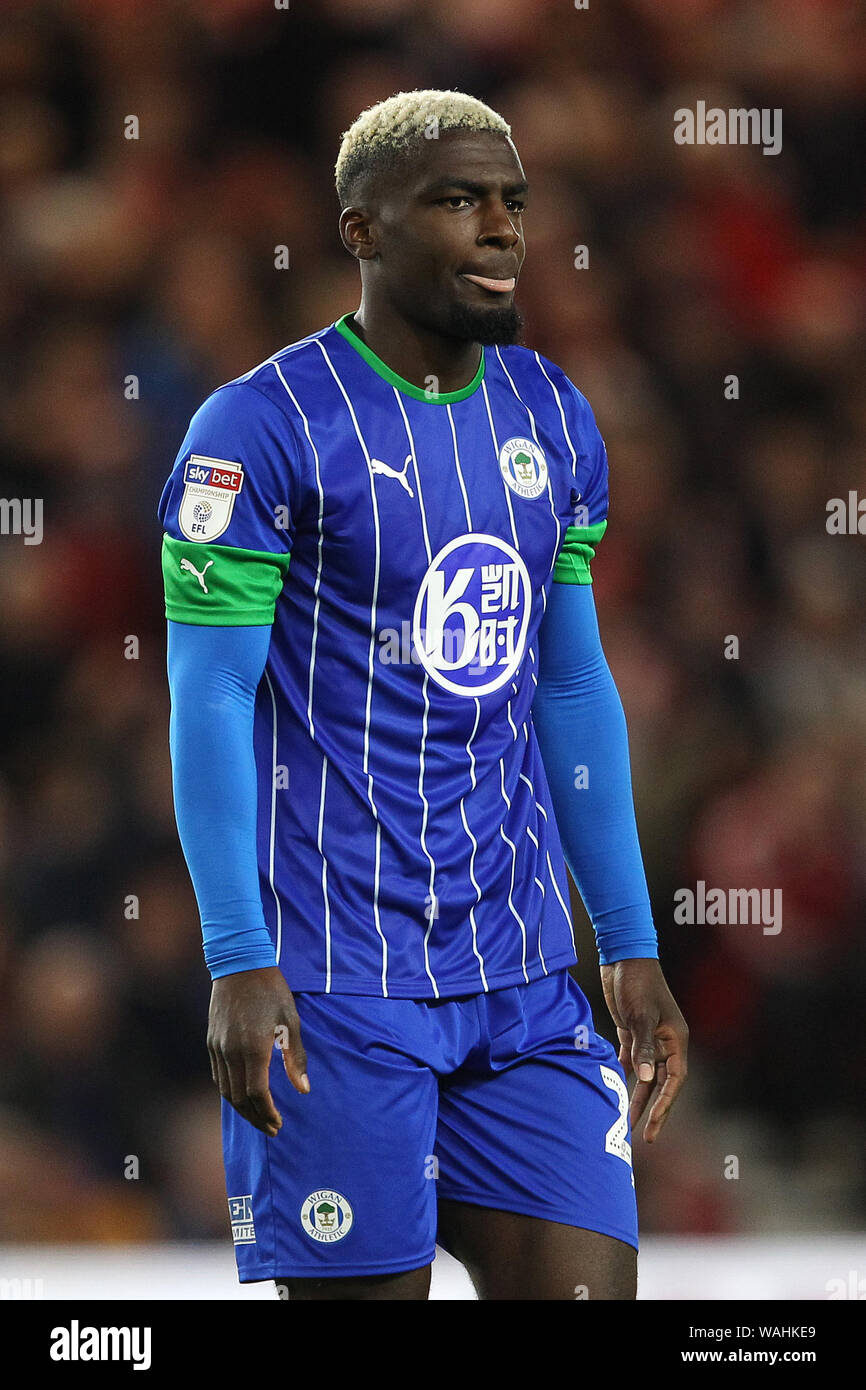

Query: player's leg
[437,1200,635,1300]
[274,1266,431,1301]
[435,968,640,1301]
[221,991,442,1297]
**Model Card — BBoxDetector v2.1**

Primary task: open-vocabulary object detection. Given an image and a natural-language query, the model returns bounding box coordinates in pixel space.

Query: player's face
[373,130,527,345]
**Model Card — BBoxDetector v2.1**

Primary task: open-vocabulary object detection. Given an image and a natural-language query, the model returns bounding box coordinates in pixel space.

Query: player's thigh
[437,1200,635,1300]
[435,970,639,1299]
[274,1266,431,1301]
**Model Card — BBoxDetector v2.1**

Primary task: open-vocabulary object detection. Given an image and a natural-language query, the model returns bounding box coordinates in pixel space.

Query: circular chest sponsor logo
[499,436,548,499]
[301,1189,354,1243]
[412,532,531,697]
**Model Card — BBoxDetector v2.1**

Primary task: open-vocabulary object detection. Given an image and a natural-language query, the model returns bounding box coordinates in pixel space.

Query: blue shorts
[222,967,638,1280]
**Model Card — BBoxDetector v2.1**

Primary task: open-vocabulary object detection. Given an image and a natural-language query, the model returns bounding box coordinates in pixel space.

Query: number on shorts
[599,1064,632,1167]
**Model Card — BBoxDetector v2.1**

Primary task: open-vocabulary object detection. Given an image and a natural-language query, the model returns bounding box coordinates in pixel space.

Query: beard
[440,297,525,346]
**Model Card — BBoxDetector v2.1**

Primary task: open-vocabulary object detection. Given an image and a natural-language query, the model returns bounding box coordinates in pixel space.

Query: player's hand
[207,966,310,1137]
[599,958,688,1143]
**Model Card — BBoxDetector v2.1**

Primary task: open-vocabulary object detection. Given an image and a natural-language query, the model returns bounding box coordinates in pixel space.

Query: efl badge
[413,532,532,697]
[301,1190,354,1243]
[178,455,244,542]
[499,437,548,500]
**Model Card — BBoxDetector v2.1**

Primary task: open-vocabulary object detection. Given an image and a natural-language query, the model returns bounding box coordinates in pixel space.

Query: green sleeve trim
[552,518,608,585]
[162,534,290,625]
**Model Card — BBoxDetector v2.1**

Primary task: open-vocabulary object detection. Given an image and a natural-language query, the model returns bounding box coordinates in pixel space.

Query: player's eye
[506,201,526,213]
[437,195,474,208]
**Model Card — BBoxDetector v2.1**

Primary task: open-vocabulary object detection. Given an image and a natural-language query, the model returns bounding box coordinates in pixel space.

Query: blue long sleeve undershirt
[532,582,658,965]
[167,580,657,980]
[167,621,278,978]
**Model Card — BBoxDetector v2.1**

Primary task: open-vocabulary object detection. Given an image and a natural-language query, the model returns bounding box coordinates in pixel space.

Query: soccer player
[159,90,688,1301]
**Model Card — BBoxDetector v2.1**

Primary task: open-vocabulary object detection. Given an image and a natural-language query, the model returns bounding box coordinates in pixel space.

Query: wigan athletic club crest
[498,436,548,500]
[301,1189,355,1243]
[178,455,244,542]
[412,532,532,697]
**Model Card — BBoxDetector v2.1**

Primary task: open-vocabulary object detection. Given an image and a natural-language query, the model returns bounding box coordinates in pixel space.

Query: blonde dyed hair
[335,89,511,205]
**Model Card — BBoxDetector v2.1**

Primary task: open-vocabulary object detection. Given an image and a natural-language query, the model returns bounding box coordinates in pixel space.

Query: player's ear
[339,206,379,261]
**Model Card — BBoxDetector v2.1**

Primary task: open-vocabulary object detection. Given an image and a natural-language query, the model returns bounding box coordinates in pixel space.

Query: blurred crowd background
[0,0,864,1253]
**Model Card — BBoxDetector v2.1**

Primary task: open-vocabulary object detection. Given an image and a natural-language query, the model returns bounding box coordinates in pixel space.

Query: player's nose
[477,205,521,250]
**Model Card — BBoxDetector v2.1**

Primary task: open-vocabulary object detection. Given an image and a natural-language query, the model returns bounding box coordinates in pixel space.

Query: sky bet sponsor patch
[178,454,244,542]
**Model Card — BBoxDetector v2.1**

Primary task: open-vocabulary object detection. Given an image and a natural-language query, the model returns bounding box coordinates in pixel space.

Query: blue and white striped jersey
[158,312,609,998]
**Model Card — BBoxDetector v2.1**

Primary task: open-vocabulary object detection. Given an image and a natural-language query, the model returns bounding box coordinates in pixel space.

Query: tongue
[461,274,515,293]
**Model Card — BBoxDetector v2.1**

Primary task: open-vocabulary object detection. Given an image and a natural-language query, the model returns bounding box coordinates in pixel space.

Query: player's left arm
[532,386,687,1142]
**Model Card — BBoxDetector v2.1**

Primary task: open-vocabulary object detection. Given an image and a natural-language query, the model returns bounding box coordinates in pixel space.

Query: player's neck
[349,301,482,396]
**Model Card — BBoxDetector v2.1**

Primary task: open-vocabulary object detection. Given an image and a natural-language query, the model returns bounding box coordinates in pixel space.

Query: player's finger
[222,1046,268,1131]
[642,1077,678,1142]
[629,1014,659,1084]
[643,1051,687,1143]
[243,1049,282,1136]
[628,1076,656,1129]
[217,1041,280,1136]
[640,1059,667,1127]
[206,1041,219,1089]
[276,1016,310,1095]
[212,1049,232,1106]
[617,1028,633,1078]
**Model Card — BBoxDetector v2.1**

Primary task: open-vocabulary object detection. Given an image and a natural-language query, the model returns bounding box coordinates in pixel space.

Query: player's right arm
[158,379,310,1136]
[534,375,688,1142]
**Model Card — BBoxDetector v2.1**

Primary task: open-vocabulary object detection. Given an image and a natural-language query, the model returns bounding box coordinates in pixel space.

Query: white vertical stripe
[394,390,439,997]
[316,756,332,990]
[270,365,334,974]
[460,697,487,988]
[533,351,578,475]
[489,364,556,978]
[483,373,524,746]
[493,349,577,977]
[526,828,549,973]
[446,403,472,528]
[516,721,549,975]
[499,757,529,983]
[482,379,519,548]
[522,773,556,966]
[316,341,390,993]
[271,362,325,740]
[262,669,284,965]
[534,881,548,973]
[546,848,573,934]
[447,404,488,988]
[374,822,387,996]
[495,346,565,612]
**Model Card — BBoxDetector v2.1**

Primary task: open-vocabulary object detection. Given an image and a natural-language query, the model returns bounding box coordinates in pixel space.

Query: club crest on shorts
[178,455,244,542]
[412,532,532,697]
[301,1189,354,1243]
[499,437,548,499]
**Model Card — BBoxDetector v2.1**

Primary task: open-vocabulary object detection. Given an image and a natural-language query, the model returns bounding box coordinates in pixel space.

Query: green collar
[335,312,485,404]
